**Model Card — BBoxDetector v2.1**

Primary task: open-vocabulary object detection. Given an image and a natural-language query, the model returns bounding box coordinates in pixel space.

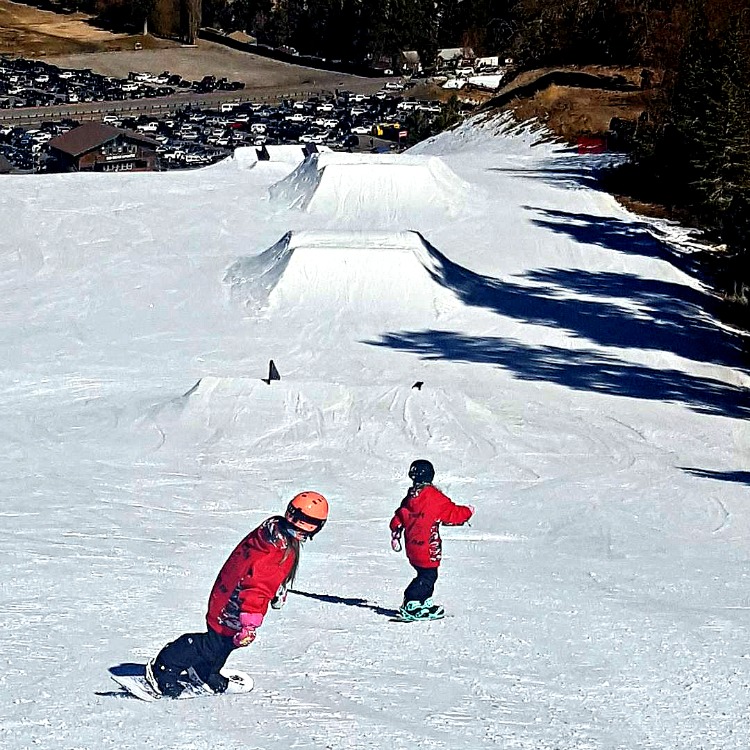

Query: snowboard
[108,663,254,701]
[390,609,446,623]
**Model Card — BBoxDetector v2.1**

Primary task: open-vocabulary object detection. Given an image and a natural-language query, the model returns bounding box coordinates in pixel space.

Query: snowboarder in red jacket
[389,460,473,620]
[145,491,328,697]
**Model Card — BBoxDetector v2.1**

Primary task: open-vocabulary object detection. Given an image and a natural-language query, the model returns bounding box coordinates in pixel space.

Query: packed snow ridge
[224,230,464,319]
[268,151,471,219]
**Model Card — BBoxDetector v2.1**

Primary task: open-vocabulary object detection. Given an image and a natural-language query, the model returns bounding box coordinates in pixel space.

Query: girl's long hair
[279,520,301,589]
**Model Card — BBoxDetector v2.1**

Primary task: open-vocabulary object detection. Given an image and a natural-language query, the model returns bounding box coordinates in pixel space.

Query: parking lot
[0,56,446,172]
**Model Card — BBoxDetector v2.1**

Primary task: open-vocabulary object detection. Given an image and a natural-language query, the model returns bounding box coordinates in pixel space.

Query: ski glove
[391,529,403,552]
[271,584,288,610]
[233,612,264,648]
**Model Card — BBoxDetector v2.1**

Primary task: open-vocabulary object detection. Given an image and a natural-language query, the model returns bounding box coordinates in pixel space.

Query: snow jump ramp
[268,152,471,220]
[224,230,463,321]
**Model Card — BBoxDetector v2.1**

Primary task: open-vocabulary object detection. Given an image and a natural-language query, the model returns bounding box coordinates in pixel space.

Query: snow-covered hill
[2,116,749,750]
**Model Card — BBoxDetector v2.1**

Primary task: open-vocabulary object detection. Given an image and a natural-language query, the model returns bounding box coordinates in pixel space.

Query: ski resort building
[47,123,158,173]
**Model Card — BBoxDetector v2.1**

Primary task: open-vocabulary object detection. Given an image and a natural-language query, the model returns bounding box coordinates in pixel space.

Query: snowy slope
[1,115,749,750]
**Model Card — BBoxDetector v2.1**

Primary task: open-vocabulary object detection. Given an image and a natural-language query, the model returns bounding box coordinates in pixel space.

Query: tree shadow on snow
[681,468,750,485]
[486,161,602,192]
[364,226,749,417]
[367,331,750,420]
[419,232,746,371]
[527,207,700,271]
[290,589,399,618]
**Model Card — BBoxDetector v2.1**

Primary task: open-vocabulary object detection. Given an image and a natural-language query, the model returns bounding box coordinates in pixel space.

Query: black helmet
[408,459,435,485]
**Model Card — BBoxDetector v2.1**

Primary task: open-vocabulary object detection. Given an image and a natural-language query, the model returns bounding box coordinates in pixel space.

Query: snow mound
[268,152,470,220]
[224,230,462,318]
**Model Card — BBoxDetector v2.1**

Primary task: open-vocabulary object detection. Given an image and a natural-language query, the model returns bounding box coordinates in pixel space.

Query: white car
[351,124,372,135]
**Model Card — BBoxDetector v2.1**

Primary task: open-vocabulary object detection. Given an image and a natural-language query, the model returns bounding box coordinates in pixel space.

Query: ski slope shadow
[290,589,399,619]
[487,155,603,192]
[681,468,750,486]
[527,206,701,271]
[267,151,471,222]
[369,330,750,418]
[361,240,750,418]
[410,233,746,369]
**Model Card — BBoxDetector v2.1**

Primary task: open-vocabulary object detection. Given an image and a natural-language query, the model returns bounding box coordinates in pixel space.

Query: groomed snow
[268,151,472,222]
[1,114,749,750]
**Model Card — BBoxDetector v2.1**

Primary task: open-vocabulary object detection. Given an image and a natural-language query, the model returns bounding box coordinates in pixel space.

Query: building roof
[401,50,421,63]
[437,47,475,61]
[48,122,158,157]
[228,30,256,44]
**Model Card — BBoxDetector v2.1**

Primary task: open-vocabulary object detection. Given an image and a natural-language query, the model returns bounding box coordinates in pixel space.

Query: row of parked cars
[0,84,449,172]
[127,89,445,169]
[0,55,245,109]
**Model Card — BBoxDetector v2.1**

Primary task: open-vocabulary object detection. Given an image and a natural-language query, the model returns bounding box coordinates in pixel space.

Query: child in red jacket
[145,491,328,697]
[389,460,473,620]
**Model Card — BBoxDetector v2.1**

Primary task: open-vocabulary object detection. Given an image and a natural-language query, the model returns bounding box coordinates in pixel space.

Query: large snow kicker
[224,230,463,322]
[268,152,471,220]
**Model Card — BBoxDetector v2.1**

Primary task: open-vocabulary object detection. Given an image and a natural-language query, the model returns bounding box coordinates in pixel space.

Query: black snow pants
[153,627,236,693]
[403,566,438,603]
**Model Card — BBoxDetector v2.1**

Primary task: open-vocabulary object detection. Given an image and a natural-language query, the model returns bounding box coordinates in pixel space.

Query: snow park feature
[1,112,750,749]
[268,151,472,223]
[223,230,464,321]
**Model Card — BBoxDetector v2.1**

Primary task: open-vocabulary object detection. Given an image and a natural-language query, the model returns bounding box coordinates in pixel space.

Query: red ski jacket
[389,484,473,569]
[206,516,298,637]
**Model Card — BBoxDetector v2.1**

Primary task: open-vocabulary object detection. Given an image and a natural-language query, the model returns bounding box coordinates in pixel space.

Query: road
[0,89,332,125]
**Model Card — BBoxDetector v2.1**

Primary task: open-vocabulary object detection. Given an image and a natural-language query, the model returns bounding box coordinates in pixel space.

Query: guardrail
[0,89,332,125]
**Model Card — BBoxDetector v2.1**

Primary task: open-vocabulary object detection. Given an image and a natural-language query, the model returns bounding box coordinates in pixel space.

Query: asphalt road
[0,88,329,125]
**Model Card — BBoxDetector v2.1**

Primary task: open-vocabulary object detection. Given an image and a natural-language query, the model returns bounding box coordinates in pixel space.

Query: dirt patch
[483,66,660,141]
[47,39,387,95]
[0,0,175,56]
[0,0,386,96]
[508,84,655,140]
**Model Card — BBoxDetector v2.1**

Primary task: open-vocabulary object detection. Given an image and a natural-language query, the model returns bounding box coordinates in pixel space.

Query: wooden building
[47,123,158,173]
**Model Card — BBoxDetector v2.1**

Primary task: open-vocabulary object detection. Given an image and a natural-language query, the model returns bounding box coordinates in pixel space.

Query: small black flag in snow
[263,360,281,384]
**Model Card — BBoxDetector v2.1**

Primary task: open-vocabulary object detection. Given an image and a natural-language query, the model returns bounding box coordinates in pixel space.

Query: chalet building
[436,47,475,70]
[399,51,422,75]
[47,123,158,173]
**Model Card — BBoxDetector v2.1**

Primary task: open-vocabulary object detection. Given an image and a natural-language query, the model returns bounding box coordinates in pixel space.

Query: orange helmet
[285,491,328,537]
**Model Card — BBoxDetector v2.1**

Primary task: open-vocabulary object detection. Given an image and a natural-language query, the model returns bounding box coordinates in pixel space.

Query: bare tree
[182,0,202,44]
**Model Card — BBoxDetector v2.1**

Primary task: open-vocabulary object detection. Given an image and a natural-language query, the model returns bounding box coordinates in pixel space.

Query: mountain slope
[1,116,748,750]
